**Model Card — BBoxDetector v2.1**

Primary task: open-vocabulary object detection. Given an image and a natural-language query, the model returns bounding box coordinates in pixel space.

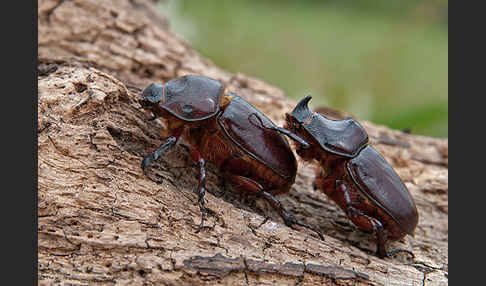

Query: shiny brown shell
[218,96,297,181]
[346,145,419,235]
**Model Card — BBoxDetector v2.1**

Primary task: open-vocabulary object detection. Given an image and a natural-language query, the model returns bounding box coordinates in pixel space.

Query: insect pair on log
[138,75,419,258]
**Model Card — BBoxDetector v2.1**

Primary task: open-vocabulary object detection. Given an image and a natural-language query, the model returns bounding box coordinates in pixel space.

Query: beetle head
[139,83,163,109]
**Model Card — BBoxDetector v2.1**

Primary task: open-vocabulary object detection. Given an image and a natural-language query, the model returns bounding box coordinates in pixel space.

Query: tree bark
[38,1,448,285]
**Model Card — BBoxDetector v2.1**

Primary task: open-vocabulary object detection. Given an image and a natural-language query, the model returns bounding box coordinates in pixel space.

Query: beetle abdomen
[346,145,418,235]
[218,96,297,181]
[161,75,223,121]
[304,113,368,157]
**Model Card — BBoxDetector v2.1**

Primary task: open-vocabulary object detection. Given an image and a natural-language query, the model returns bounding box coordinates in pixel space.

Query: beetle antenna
[248,113,310,149]
[272,126,310,149]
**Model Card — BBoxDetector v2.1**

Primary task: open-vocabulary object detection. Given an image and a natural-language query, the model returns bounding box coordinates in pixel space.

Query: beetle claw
[147,113,157,121]
[284,213,324,241]
[143,170,163,184]
[296,221,325,241]
[141,155,154,169]
[195,217,205,233]
[384,248,415,259]
[195,188,207,233]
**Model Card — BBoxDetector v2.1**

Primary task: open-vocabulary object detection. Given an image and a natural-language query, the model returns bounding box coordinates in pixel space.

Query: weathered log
[38,1,448,285]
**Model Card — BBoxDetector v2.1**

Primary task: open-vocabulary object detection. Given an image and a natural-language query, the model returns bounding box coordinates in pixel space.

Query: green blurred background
[158,0,448,138]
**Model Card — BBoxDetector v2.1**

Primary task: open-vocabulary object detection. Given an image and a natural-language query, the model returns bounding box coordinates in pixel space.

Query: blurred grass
[159,0,448,138]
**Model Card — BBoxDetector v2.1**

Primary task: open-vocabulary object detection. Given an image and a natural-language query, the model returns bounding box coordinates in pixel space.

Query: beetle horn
[290,95,313,123]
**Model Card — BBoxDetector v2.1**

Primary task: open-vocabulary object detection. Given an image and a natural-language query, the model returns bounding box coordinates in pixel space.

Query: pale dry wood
[38,1,448,285]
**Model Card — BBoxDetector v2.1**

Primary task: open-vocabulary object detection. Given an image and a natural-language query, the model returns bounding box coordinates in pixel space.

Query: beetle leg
[248,113,310,149]
[338,181,414,258]
[222,171,324,240]
[147,113,157,121]
[363,216,387,258]
[339,181,386,256]
[142,136,180,183]
[142,136,177,169]
[260,191,324,240]
[376,229,415,259]
[190,147,208,233]
[344,205,389,257]
[383,247,415,259]
[269,126,310,149]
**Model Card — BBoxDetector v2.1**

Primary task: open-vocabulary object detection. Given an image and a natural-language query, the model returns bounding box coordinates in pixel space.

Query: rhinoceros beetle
[282,96,419,258]
[138,75,322,237]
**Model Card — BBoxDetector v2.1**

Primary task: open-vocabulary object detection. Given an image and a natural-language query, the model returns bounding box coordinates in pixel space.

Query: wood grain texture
[38,1,448,285]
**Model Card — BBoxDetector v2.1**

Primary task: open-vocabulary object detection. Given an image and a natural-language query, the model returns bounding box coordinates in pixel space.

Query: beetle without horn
[139,75,322,238]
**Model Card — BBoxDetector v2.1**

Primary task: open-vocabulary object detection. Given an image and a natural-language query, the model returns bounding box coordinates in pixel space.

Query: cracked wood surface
[38,0,448,285]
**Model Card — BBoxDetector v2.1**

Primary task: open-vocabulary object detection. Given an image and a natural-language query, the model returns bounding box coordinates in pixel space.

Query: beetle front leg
[142,136,179,183]
[142,136,178,169]
[190,147,208,233]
